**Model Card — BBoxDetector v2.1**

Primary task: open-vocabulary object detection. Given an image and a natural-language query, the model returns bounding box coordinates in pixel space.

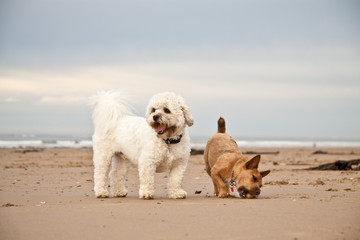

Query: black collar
[163,134,183,145]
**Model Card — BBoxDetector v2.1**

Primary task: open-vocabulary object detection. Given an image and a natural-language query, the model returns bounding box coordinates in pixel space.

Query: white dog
[90,90,193,199]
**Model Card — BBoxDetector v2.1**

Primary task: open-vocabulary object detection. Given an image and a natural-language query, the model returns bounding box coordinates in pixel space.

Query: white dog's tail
[89,90,133,136]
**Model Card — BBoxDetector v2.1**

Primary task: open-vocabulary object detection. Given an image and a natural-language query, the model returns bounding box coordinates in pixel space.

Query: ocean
[0,134,92,148]
[0,134,360,149]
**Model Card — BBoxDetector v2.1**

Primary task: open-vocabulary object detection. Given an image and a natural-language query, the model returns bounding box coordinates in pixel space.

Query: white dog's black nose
[153,115,160,121]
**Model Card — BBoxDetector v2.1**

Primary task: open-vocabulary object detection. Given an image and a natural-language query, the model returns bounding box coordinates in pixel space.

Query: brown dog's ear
[245,155,261,169]
[260,170,271,178]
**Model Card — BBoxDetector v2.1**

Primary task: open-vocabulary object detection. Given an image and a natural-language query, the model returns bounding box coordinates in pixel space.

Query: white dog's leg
[109,153,128,197]
[93,150,113,198]
[138,157,156,199]
[168,160,188,199]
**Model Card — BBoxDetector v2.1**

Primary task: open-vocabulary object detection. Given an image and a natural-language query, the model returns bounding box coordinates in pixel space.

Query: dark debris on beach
[307,159,360,171]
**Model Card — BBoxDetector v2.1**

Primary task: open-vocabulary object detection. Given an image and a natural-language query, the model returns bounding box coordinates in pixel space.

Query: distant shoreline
[1,138,360,149]
[1,133,360,148]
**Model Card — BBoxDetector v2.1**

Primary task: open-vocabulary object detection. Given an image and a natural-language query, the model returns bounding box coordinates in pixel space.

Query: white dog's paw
[169,189,187,199]
[139,189,154,200]
[112,189,128,198]
[95,187,109,198]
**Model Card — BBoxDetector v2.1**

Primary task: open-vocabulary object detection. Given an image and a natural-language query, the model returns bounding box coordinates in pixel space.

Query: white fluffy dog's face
[146,92,193,139]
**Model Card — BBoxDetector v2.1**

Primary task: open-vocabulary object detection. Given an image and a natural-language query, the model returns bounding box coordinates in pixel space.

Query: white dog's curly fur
[90,90,193,199]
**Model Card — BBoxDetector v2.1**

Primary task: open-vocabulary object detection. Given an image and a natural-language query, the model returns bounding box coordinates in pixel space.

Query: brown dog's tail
[217,117,226,133]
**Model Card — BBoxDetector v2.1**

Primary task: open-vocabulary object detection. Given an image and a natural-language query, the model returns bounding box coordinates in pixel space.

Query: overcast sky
[0,0,359,139]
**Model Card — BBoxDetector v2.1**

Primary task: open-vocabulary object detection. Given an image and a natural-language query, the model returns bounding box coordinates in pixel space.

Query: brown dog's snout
[238,186,261,198]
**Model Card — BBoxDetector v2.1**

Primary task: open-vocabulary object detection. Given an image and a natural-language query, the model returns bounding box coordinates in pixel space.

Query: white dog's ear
[177,95,194,127]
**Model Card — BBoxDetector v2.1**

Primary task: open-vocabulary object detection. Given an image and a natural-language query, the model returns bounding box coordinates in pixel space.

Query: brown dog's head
[231,155,270,199]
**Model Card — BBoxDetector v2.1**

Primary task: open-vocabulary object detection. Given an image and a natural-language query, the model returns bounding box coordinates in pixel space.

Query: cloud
[38,95,88,105]
[1,58,359,107]
[0,0,359,138]
[4,97,20,103]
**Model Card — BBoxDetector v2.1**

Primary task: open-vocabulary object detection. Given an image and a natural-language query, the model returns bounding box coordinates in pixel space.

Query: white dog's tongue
[155,125,166,134]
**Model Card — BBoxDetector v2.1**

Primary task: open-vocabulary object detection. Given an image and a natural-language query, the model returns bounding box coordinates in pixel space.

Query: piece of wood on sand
[307,159,360,171]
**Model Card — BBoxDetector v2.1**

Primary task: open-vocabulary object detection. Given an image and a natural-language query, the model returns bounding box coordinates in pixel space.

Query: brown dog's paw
[218,192,229,198]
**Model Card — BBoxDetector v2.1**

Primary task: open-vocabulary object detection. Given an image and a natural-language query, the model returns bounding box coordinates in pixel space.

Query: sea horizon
[1,134,360,149]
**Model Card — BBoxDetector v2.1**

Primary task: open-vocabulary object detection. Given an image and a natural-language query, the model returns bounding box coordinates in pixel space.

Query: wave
[1,134,359,148]
[0,140,92,148]
[190,140,360,148]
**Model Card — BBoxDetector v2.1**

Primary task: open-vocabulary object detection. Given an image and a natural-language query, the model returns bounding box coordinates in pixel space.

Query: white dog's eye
[151,108,156,113]
[164,107,171,114]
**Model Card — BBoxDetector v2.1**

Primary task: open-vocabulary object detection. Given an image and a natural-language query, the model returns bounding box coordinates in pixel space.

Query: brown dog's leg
[210,171,229,198]
[212,179,219,196]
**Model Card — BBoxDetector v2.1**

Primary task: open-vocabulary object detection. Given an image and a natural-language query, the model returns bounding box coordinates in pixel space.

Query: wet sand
[0,147,359,239]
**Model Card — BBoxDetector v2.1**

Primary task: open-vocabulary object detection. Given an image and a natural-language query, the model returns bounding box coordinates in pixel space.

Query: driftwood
[312,150,328,155]
[312,150,355,155]
[15,148,44,154]
[243,151,279,155]
[307,159,360,171]
[190,149,204,155]
[190,149,280,156]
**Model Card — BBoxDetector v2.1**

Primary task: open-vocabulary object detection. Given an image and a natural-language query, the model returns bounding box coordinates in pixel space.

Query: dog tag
[231,187,234,192]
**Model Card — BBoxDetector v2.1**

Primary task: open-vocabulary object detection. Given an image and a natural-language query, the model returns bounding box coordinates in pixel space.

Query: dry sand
[0,147,359,240]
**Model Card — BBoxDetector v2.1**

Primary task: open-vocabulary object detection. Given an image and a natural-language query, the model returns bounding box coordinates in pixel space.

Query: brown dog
[204,117,270,198]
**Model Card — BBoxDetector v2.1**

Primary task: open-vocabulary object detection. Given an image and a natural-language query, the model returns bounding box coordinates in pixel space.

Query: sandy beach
[0,147,359,239]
